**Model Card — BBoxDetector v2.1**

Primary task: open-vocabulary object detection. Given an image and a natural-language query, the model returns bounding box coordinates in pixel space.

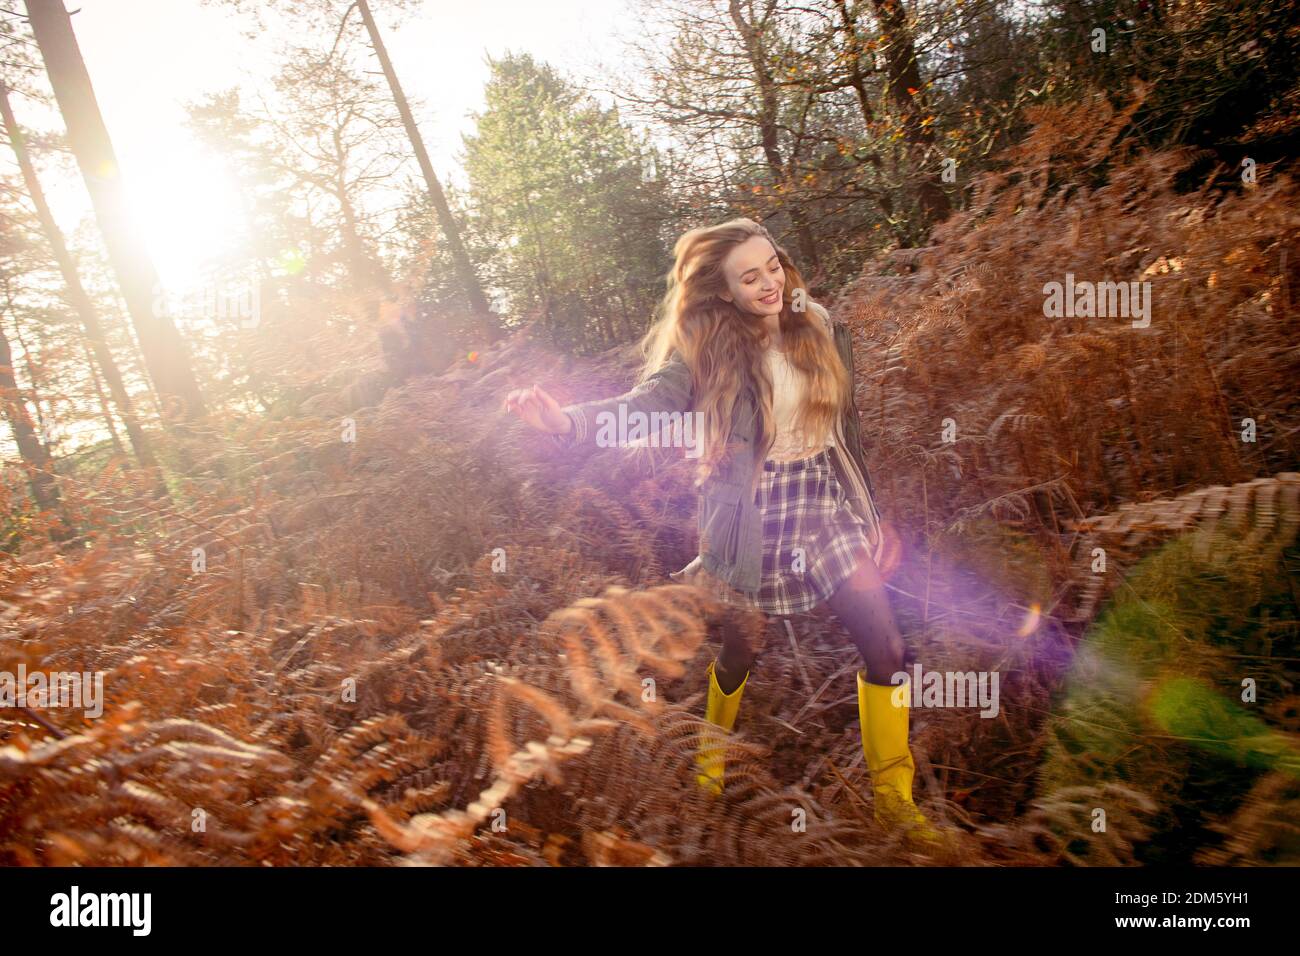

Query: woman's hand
[876,519,903,581]
[503,384,572,435]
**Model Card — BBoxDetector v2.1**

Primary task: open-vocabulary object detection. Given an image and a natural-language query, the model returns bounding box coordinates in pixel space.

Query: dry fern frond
[1064,472,1300,623]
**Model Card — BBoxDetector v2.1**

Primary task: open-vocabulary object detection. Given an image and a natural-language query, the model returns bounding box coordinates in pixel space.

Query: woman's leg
[827,550,944,843]
[695,602,763,795]
[713,603,763,694]
[825,551,905,681]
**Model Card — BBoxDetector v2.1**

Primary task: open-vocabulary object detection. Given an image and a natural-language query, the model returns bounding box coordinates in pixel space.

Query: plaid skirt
[671,447,881,616]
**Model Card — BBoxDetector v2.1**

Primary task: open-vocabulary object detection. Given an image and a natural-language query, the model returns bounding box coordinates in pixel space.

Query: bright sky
[31,0,638,288]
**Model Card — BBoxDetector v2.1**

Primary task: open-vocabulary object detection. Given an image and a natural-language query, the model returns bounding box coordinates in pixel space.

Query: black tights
[713,553,905,695]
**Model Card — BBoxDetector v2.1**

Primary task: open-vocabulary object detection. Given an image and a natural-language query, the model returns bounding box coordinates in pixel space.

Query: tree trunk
[5,309,54,453]
[868,0,952,230]
[0,321,62,520]
[26,0,206,421]
[829,0,909,246]
[82,338,125,457]
[329,136,389,305]
[0,77,158,465]
[355,0,501,344]
[728,0,822,274]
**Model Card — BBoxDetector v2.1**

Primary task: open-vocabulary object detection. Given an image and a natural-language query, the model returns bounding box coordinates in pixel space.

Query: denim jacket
[550,303,880,594]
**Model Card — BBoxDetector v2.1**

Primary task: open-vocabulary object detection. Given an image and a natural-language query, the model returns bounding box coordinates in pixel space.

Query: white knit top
[763,346,836,461]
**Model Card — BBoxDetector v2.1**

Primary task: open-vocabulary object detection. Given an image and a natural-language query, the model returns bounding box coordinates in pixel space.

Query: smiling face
[718,234,785,318]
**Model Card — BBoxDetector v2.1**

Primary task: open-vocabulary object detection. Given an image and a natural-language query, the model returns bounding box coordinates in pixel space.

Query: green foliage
[460,52,673,353]
[1036,0,1300,162]
[1039,529,1300,863]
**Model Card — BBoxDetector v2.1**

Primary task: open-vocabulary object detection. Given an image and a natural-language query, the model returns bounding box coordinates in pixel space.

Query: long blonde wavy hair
[635,218,850,497]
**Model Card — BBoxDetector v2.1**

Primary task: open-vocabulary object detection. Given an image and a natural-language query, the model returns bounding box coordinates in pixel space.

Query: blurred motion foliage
[1,0,1298,866]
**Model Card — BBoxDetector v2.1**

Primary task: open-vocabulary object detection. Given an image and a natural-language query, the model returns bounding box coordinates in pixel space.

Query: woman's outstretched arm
[504,349,694,450]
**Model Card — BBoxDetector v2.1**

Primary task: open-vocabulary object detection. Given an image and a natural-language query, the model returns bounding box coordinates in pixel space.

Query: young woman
[504,218,943,846]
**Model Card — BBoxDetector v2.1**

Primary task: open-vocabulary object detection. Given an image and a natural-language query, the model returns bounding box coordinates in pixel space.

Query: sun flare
[124,141,245,292]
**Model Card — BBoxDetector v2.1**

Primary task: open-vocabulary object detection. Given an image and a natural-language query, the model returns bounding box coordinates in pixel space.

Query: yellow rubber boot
[695,659,748,796]
[857,669,947,848]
